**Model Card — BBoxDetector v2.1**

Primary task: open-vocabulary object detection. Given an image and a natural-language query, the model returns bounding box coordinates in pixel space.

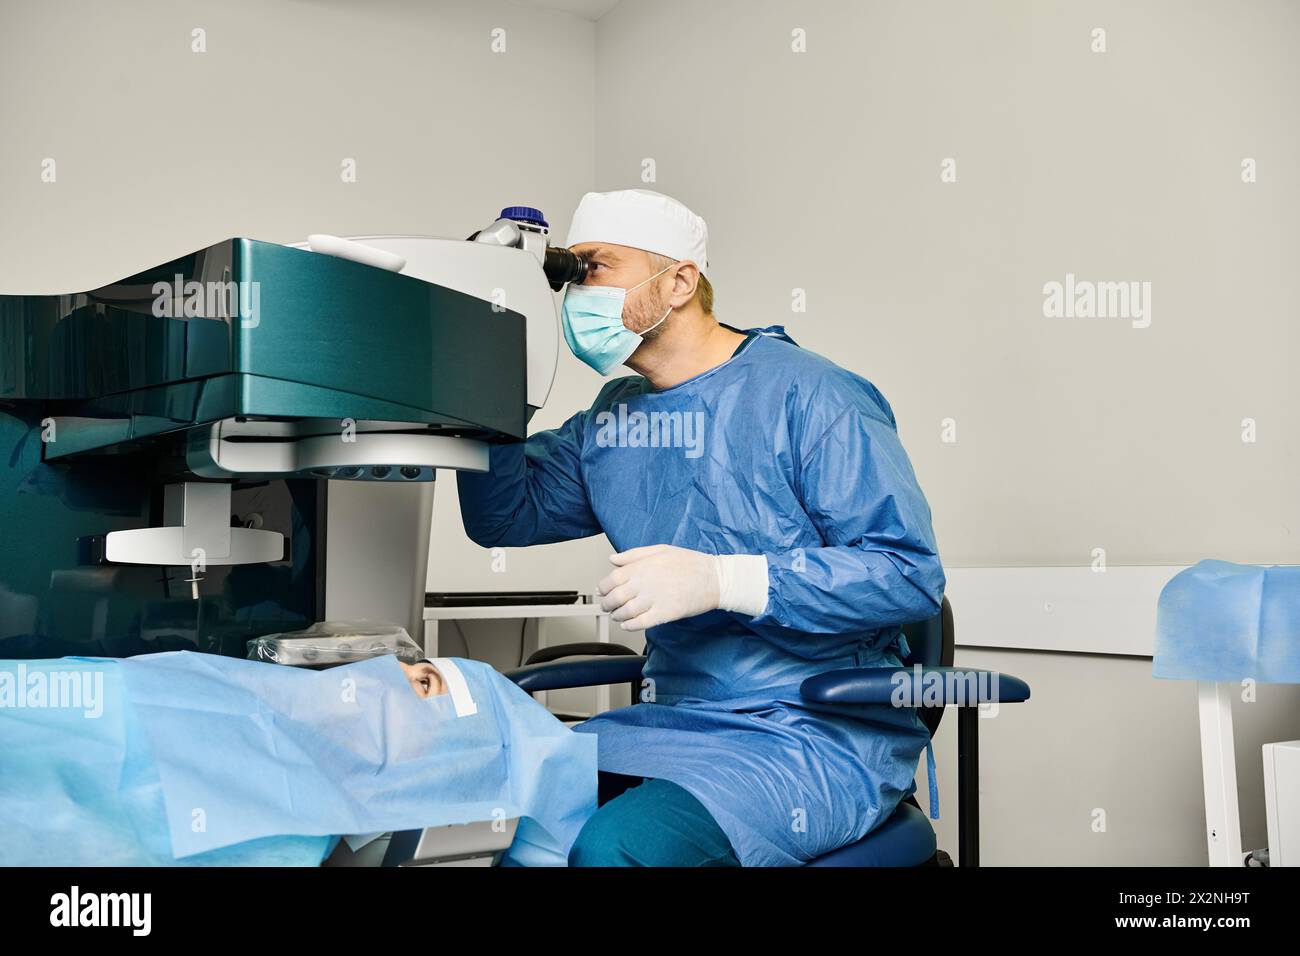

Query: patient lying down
[0,651,597,867]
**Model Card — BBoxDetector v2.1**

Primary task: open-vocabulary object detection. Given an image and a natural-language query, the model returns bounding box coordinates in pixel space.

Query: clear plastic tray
[248,621,423,668]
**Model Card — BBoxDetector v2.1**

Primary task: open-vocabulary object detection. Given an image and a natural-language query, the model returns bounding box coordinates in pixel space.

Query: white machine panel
[1263,739,1300,867]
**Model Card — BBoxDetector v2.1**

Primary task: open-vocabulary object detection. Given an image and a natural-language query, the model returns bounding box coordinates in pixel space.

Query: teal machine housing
[0,238,528,659]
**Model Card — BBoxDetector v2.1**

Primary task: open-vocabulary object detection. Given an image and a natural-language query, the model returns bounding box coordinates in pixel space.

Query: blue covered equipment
[1155,560,1300,683]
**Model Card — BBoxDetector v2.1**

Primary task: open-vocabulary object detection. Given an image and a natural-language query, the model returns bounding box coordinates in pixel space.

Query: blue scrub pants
[567,773,740,867]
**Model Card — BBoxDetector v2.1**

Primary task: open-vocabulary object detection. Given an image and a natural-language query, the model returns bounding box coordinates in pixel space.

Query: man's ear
[669,261,701,308]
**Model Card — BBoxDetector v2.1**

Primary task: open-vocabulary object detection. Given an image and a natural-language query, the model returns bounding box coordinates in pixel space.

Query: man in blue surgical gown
[458,189,945,866]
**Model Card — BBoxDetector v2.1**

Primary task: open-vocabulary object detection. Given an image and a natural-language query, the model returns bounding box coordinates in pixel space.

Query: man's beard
[632,289,670,339]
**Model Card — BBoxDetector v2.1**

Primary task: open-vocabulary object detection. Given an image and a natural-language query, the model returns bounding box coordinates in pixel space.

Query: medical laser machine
[0,207,571,659]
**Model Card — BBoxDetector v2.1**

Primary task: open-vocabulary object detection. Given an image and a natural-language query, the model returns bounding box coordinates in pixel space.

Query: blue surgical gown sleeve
[457,409,602,548]
[750,392,945,634]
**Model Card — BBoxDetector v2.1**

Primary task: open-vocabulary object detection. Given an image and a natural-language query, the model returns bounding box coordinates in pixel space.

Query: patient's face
[400,661,447,699]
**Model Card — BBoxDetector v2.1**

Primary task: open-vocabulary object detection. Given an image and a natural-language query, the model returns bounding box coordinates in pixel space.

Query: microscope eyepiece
[543,246,589,291]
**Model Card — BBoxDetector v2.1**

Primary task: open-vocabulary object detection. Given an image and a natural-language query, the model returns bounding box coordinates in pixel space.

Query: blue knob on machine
[499,206,549,228]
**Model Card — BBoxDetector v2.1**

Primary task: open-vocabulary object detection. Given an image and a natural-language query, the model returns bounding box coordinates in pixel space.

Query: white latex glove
[597,545,769,632]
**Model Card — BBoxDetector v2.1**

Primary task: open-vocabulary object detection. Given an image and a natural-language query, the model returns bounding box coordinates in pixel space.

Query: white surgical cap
[565,189,709,276]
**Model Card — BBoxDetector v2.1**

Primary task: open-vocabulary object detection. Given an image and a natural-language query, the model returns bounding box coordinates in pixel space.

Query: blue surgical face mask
[561,263,675,375]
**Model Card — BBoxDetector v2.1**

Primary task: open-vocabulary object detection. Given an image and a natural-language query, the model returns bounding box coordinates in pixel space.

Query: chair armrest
[800,666,1030,707]
[505,655,647,693]
[524,641,640,666]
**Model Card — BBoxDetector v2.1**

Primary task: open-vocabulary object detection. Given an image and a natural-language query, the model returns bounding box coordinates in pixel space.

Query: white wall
[595,0,1300,864]
[0,0,594,291]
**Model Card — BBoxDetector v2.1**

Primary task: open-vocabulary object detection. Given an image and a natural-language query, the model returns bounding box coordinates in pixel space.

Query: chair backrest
[899,595,954,668]
[899,596,954,737]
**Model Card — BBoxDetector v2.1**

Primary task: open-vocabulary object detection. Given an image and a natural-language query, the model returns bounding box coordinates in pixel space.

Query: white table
[423,600,615,715]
